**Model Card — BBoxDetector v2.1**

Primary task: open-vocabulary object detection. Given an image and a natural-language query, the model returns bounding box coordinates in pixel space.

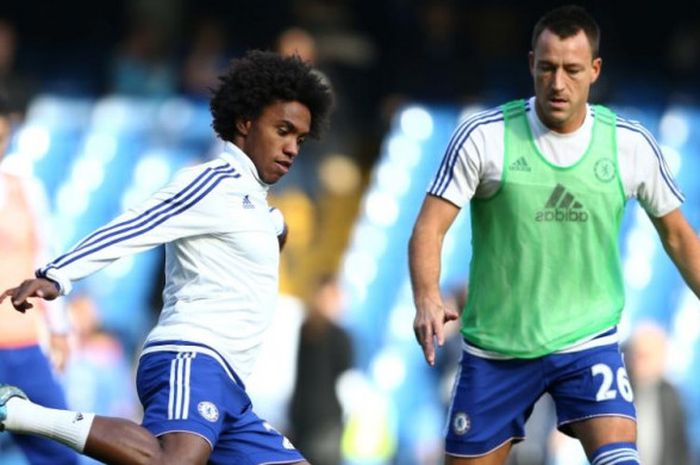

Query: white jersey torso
[42,144,281,380]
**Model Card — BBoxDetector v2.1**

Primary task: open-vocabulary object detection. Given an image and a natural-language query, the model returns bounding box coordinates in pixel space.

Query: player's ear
[236,119,252,136]
[590,57,602,84]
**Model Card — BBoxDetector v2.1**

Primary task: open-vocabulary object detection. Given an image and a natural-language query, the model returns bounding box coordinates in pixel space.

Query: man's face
[0,116,10,160]
[529,28,601,133]
[238,100,311,184]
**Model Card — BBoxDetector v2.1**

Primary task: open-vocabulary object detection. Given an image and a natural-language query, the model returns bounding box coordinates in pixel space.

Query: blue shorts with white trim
[136,341,305,465]
[445,339,636,457]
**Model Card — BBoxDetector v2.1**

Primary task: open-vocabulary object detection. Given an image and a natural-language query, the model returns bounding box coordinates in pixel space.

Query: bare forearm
[664,230,700,298]
[651,210,700,299]
[409,195,461,365]
[408,225,444,306]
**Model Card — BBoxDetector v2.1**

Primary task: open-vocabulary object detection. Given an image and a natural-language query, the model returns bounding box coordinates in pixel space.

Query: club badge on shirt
[198,401,220,422]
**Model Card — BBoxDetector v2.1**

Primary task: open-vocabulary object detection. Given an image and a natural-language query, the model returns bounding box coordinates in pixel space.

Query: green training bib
[461,99,626,357]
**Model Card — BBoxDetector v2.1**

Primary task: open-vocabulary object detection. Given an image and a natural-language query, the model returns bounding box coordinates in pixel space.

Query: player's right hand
[413,298,459,367]
[0,278,60,313]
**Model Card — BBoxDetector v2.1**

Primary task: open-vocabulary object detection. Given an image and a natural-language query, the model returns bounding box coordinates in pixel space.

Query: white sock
[3,397,95,452]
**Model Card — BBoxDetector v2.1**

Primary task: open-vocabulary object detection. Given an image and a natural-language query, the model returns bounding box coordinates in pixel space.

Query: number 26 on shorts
[591,363,634,402]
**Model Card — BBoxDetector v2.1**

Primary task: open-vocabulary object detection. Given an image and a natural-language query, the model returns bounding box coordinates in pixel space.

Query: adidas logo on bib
[535,184,589,222]
[509,156,531,172]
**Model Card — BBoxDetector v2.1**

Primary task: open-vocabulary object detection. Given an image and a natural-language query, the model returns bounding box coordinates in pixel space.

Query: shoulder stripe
[71,163,232,251]
[429,107,502,195]
[430,111,504,196]
[45,170,240,271]
[42,165,240,272]
[45,164,237,269]
[430,101,532,197]
[616,118,684,202]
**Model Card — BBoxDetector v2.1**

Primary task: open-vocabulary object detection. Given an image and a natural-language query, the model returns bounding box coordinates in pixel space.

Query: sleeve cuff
[35,267,73,296]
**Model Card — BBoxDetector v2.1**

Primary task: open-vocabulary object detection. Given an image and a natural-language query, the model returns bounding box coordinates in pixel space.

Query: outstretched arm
[650,208,700,298]
[2,163,238,311]
[408,194,461,366]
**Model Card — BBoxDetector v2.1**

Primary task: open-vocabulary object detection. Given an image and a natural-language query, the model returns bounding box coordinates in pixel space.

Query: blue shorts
[445,340,636,457]
[136,341,305,465]
[0,344,78,465]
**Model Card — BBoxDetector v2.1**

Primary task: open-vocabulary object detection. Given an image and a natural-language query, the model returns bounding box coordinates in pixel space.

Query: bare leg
[1,384,211,465]
[568,416,636,458]
[445,440,512,465]
[84,418,211,465]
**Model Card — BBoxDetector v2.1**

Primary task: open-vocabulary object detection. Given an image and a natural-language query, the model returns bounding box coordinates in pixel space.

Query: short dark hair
[531,5,600,58]
[210,50,333,142]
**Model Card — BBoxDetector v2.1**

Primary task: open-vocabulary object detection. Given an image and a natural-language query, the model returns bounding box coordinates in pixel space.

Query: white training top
[40,144,285,380]
[429,97,684,217]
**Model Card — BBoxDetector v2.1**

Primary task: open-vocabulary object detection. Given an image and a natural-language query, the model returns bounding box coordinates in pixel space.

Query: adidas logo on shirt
[242,195,255,209]
[535,184,589,222]
[509,156,531,172]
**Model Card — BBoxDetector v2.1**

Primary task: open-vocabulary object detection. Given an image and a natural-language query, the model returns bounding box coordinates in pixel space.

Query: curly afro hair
[210,50,333,142]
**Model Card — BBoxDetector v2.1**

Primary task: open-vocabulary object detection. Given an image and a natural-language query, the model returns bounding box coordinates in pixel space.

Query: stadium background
[1,0,699,464]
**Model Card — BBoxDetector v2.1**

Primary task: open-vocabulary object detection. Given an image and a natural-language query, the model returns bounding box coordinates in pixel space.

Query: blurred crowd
[3,0,700,152]
[0,1,699,464]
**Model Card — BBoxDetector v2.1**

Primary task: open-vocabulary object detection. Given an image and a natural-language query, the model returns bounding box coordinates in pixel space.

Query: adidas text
[535,208,589,222]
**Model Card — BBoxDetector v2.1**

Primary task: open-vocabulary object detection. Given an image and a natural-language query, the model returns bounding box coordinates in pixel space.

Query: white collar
[527,96,592,138]
[217,143,269,191]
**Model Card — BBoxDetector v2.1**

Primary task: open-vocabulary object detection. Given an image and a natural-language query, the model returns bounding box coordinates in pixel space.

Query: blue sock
[590,442,640,465]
